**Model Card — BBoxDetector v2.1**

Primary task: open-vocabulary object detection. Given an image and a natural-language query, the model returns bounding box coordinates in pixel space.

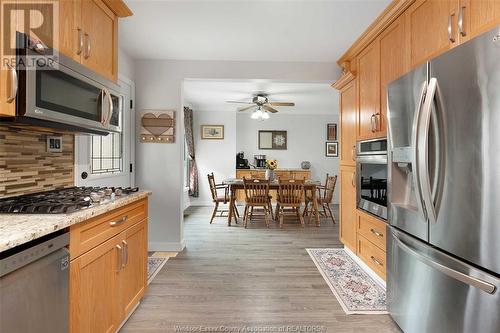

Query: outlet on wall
[46,136,63,153]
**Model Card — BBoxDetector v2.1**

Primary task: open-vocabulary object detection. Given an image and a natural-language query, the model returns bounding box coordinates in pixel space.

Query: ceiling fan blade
[269,102,295,107]
[226,101,253,104]
[238,105,256,112]
[263,105,279,113]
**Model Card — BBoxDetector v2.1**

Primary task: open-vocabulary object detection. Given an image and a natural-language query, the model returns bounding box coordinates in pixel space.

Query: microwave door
[387,63,429,241]
[23,61,107,132]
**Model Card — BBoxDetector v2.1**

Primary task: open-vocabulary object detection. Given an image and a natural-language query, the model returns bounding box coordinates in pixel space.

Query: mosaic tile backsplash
[0,126,74,198]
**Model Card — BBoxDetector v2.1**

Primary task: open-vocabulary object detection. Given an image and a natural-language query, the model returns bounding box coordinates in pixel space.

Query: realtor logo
[1,0,59,69]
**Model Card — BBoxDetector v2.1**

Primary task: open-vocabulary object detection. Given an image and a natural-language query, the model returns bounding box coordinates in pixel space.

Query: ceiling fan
[226,94,295,120]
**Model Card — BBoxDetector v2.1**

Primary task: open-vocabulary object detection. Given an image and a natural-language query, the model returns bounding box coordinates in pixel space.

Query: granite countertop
[236,168,310,171]
[0,190,152,253]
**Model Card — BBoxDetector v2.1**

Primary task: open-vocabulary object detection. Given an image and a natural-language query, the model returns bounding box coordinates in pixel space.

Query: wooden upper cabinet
[407,0,459,67]
[340,166,357,252]
[81,0,118,82]
[379,15,409,135]
[340,79,357,166]
[356,40,381,140]
[459,0,500,42]
[58,0,83,63]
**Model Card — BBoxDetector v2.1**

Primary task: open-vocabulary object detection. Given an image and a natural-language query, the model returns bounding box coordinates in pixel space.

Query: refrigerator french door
[387,26,500,333]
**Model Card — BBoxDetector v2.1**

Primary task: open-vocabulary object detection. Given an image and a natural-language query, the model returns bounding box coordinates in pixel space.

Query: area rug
[147,257,168,285]
[307,248,388,314]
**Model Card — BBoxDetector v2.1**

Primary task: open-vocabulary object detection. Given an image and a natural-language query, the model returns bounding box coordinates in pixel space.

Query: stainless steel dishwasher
[0,231,69,333]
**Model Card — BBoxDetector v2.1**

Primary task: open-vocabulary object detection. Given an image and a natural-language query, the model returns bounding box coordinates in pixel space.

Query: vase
[265,169,274,181]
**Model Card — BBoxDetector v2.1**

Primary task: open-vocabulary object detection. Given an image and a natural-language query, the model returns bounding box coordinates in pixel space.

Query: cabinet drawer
[357,235,386,280]
[357,210,387,251]
[70,199,148,259]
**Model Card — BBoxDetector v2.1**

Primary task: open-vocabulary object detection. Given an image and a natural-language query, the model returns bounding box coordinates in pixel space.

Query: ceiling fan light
[250,110,261,119]
[261,111,270,119]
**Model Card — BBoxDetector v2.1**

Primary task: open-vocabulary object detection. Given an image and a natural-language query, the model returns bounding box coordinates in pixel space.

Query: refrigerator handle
[418,78,440,225]
[411,80,428,221]
[392,231,497,294]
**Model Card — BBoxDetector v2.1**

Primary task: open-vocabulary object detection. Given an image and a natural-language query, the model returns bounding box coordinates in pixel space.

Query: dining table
[222,178,323,227]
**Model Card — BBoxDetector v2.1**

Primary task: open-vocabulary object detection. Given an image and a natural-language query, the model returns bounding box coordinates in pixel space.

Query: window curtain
[184,107,199,197]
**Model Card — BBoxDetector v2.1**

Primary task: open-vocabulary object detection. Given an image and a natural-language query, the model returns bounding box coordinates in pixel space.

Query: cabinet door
[120,219,147,318]
[81,0,118,81]
[339,166,357,252]
[407,0,459,67]
[459,0,500,42]
[59,0,83,62]
[70,234,121,333]
[379,15,409,138]
[357,40,380,140]
[339,79,357,166]
[0,0,17,117]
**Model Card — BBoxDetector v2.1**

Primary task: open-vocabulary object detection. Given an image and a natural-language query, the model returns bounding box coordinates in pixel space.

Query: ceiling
[120,0,390,62]
[183,80,338,115]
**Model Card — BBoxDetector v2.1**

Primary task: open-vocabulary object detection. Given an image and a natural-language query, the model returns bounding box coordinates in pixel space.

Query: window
[91,132,123,174]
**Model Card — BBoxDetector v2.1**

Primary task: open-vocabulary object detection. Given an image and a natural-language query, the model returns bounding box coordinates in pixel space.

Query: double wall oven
[356,138,388,220]
[5,32,122,135]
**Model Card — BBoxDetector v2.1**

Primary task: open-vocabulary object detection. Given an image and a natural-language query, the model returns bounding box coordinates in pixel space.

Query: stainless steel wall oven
[356,138,388,220]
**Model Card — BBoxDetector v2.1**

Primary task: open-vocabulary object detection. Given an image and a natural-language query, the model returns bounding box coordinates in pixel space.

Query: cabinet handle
[370,114,377,132]
[370,228,383,237]
[77,28,83,55]
[84,33,91,59]
[351,172,356,188]
[122,240,128,268]
[109,215,128,227]
[351,145,356,161]
[6,64,17,103]
[458,6,466,37]
[371,256,383,266]
[116,244,122,271]
[448,13,456,43]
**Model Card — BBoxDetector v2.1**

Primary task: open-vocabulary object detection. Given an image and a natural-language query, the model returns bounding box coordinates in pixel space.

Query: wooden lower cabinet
[356,209,387,280]
[339,166,357,252]
[70,201,148,333]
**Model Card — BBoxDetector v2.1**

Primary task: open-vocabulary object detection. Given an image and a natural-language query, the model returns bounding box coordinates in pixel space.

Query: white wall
[134,59,339,251]
[190,110,237,206]
[236,113,340,203]
[118,48,135,81]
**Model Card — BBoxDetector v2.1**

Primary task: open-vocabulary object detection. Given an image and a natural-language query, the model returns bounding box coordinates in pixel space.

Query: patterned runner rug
[147,257,168,285]
[307,248,388,314]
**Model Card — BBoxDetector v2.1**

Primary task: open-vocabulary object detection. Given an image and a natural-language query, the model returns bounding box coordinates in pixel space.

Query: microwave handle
[6,64,18,103]
[102,89,113,126]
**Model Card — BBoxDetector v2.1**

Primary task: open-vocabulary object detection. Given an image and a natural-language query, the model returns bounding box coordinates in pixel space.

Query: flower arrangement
[266,159,278,170]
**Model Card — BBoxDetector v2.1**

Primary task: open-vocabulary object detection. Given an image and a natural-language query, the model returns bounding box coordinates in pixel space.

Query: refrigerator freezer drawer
[387,228,500,333]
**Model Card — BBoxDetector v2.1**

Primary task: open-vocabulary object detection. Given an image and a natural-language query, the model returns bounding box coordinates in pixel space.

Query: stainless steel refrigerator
[386,26,500,333]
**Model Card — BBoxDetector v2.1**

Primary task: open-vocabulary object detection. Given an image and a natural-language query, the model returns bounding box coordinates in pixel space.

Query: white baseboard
[344,246,386,289]
[149,239,186,252]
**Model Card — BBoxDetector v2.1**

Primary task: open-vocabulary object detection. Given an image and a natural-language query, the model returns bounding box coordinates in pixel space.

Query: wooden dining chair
[276,179,305,228]
[304,174,337,224]
[242,178,272,228]
[208,173,239,224]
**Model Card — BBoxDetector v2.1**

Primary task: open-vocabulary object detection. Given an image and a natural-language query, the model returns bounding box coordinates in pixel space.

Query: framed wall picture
[201,125,224,139]
[258,130,287,150]
[327,123,337,141]
[325,142,338,157]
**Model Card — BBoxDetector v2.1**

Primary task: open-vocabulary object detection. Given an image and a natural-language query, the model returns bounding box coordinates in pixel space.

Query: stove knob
[81,172,88,180]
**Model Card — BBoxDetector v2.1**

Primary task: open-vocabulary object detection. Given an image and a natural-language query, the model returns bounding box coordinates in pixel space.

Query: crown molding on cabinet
[331,70,355,90]
[336,0,414,66]
[102,0,133,17]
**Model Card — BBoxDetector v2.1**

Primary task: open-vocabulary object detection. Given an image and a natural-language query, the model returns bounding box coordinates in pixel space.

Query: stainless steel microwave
[3,33,122,135]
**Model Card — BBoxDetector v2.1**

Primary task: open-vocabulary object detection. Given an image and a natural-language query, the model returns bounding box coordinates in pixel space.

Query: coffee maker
[254,155,267,168]
[236,151,250,169]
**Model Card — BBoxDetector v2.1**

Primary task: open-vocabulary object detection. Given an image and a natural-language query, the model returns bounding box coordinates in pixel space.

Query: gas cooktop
[0,187,139,214]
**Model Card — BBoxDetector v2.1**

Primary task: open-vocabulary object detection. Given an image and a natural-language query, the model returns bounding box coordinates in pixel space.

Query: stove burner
[0,186,139,214]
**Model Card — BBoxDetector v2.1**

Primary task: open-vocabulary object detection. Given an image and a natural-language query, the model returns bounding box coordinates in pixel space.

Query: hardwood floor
[121,205,400,333]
